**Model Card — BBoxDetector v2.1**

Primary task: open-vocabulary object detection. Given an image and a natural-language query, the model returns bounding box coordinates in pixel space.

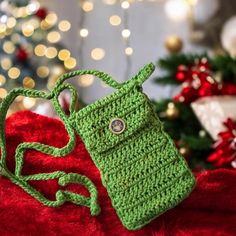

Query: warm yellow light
[165,0,189,22]
[58,20,71,32]
[103,0,116,4]
[52,65,65,75]
[47,31,61,43]
[125,47,133,55]
[122,29,131,38]
[0,74,6,86]
[3,41,15,54]
[28,18,40,29]
[23,77,35,88]
[78,75,94,87]
[45,47,58,59]
[58,49,71,61]
[22,23,34,37]
[0,88,7,99]
[45,12,58,26]
[91,48,105,60]
[0,24,6,34]
[64,57,77,69]
[1,57,12,70]
[37,66,50,78]
[121,1,130,9]
[82,1,94,12]
[40,20,51,30]
[109,15,121,26]
[34,44,47,57]
[7,17,16,28]
[23,97,36,109]
[8,67,20,79]
[80,28,89,37]
[16,7,28,18]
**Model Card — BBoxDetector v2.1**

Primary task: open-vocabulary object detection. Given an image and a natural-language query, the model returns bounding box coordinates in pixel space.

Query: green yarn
[0,63,195,230]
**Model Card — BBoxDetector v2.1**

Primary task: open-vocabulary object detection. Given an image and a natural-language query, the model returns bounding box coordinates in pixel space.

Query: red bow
[207,118,236,168]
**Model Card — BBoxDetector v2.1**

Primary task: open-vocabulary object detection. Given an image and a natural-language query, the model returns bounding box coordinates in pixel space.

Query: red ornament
[175,64,188,82]
[16,48,28,62]
[35,8,47,20]
[208,118,236,168]
[173,58,222,103]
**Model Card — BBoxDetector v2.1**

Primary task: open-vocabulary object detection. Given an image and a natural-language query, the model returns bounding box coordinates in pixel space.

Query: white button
[109,118,125,134]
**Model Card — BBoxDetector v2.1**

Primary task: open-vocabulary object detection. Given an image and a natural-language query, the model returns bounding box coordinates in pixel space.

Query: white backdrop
[40,0,207,103]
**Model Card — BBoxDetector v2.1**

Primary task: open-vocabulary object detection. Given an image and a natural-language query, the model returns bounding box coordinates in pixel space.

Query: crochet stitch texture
[0,63,195,230]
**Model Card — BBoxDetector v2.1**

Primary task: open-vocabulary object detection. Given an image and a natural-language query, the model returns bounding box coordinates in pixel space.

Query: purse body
[0,63,195,230]
[74,79,196,230]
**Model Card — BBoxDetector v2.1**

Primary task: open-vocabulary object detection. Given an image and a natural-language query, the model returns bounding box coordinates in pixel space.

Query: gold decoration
[166,102,179,119]
[179,146,191,159]
[165,35,183,53]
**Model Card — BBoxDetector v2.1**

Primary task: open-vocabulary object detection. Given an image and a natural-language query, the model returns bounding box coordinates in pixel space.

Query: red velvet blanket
[0,111,236,236]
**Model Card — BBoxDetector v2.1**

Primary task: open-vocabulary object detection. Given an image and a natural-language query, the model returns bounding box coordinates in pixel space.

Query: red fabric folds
[0,111,236,236]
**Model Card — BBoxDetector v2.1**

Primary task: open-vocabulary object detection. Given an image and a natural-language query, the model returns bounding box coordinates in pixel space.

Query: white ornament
[193,0,219,24]
[221,16,236,57]
[165,0,190,22]
[191,96,236,140]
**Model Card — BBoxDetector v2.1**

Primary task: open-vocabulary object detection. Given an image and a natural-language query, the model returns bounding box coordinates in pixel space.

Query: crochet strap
[0,62,155,215]
[55,62,155,89]
[0,87,100,215]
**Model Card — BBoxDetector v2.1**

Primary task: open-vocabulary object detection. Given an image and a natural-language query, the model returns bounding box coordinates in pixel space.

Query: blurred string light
[0,1,77,101]
[58,20,71,32]
[164,0,198,22]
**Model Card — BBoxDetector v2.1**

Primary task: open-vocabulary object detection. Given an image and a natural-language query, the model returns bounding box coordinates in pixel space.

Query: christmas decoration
[164,35,183,54]
[208,118,236,168]
[0,0,78,108]
[153,52,236,169]
[0,63,195,230]
[15,47,28,62]
[165,102,180,119]
[173,57,221,103]
[221,15,236,57]
[191,96,236,140]
[1,110,236,235]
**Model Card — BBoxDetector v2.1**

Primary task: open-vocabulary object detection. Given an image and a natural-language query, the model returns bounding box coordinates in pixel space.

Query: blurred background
[0,0,236,170]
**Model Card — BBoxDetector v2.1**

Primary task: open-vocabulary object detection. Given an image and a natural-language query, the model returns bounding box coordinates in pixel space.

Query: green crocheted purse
[0,63,195,230]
